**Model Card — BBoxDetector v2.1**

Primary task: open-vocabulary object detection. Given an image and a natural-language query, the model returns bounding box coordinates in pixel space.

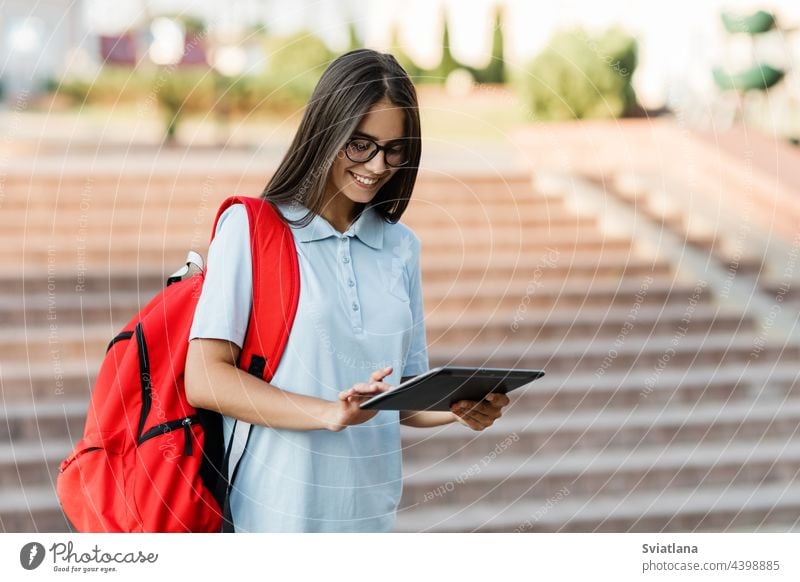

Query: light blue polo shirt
[189,198,429,532]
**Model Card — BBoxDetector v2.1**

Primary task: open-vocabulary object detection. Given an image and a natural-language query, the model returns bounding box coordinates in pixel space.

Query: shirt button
[342,256,350,263]
[352,302,359,311]
[348,279,355,287]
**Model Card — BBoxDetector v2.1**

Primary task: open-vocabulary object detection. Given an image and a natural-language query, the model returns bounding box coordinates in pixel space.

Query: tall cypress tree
[468,7,505,84]
[432,9,459,82]
[484,7,505,83]
[347,20,360,51]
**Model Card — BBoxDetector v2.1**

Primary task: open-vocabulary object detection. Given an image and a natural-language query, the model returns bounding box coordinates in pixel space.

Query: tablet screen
[358,366,545,411]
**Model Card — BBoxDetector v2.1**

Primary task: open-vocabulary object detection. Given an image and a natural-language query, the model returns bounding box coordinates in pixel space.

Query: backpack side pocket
[57,429,138,532]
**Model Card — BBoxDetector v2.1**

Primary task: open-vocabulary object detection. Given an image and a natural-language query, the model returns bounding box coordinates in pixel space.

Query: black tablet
[358,366,546,412]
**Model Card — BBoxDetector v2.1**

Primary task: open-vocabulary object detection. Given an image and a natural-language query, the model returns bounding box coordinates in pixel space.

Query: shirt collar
[278,200,384,250]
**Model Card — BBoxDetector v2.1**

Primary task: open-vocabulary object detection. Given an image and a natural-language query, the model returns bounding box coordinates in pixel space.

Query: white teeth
[351,172,378,186]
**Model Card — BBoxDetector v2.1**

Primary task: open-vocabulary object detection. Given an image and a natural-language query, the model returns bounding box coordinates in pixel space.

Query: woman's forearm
[186,357,335,431]
[400,410,458,428]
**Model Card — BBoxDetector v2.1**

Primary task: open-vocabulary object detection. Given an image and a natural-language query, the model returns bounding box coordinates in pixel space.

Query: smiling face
[325,98,407,210]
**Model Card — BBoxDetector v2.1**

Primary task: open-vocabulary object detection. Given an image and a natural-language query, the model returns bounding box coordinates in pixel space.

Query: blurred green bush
[56,67,156,105]
[154,69,216,141]
[258,31,333,111]
[50,31,334,141]
[516,26,638,121]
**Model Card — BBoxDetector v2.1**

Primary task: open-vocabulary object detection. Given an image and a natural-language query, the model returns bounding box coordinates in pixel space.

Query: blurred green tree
[517,26,638,120]
[260,31,334,111]
[347,20,360,51]
[155,68,215,143]
[430,11,459,83]
[469,7,505,84]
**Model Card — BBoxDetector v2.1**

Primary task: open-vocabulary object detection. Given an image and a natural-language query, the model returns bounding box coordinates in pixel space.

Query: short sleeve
[189,204,253,350]
[401,235,429,377]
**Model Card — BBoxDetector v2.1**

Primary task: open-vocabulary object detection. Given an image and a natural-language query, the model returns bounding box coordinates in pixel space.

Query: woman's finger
[340,379,392,403]
[339,383,369,400]
[350,382,391,396]
[456,414,487,431]
[339,388,356,401]
[473,399,505,418]
[464,410,495,429]
[453,400,499,420]
[370,366,393,383]
[485,392,510,408]
[452,403,494,425]
[462,410,495,427]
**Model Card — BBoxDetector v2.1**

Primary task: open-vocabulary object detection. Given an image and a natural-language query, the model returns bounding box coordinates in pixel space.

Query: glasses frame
[342,136,411,168]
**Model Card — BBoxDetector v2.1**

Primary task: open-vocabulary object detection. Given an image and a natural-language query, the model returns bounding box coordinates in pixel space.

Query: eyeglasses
[343,137,410,168]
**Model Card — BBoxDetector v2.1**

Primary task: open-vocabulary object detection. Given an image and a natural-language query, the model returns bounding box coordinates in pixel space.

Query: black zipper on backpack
[134,322,152,443]
[182,417,193,456]
[138,414,199,456]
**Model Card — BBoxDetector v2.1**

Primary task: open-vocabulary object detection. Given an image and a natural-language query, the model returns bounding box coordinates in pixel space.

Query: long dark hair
[260,48,422,227]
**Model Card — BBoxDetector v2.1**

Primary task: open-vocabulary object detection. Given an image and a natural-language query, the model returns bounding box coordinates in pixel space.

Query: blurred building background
[2,0,800,532]
[4,0,800,120]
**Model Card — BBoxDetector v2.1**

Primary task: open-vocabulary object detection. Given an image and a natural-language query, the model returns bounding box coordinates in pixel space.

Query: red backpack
[56,196,300,532]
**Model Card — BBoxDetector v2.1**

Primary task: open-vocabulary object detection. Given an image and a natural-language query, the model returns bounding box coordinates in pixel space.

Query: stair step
[2,248,197,266]
[0,326,123,364]
[430,303,749,344]
[0,439,74,487]
[400,399,800,463]
[423,258,670,285]
[0,399,89,443]
[0,291,153,327]
[0,271,168,295]
[428,333,794,372]
[516,364,800,411]
[424,276,693,309]
[394,480,800,532]
[0,485,72,532]
[400,437,800,507]
[0,361,94,401]
[406,204,590,223]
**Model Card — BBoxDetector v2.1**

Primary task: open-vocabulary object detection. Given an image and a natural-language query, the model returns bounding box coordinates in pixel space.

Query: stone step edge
[401,398,800,441]
[395,480,800,531]
[403,436,800,483]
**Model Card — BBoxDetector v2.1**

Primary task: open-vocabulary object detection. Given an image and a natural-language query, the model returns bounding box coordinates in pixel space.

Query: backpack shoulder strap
[210,195,301,381]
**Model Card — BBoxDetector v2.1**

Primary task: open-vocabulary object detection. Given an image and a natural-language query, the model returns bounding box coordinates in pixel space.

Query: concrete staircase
[396,173,800,532]
[1,168,799,532]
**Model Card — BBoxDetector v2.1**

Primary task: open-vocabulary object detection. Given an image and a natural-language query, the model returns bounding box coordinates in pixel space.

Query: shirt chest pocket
[378,258,410,303]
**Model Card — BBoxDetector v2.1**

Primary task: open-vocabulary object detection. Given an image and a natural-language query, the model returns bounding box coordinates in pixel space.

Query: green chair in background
[712,9,786,128]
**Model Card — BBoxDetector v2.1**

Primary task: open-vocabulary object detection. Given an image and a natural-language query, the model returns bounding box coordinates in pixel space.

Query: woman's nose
[364,149,389,174]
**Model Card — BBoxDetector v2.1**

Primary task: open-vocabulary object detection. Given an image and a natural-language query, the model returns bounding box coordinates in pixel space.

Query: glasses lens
[385,144,409,167]
[346,139,376,162]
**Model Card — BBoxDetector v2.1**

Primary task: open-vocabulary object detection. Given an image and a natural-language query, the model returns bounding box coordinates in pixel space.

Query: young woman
[185,48,510,532]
